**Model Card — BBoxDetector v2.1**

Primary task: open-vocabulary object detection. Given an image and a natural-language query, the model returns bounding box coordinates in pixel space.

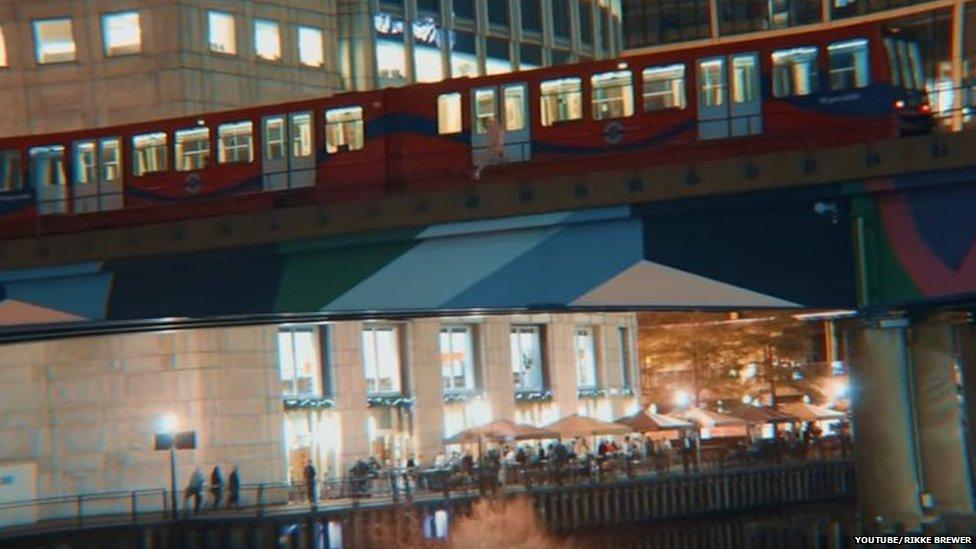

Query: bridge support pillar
[410,319,446,464]
[847,318,924,530]
[912,319,974,516]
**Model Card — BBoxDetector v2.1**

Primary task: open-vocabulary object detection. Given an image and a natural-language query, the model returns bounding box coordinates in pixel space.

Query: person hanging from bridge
[473,115,505,180]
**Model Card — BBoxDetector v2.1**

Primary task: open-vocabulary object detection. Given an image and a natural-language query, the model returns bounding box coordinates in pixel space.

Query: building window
[451,30,477,77]
[217,121,254,164]
[298,26,324,67]
[33,18,76,64]
[520,43,542,69]
[325,107,364,153]
[510,326,545,391]
[580,0,593,46]
[540,77,582,126]
[551,0,570,39]
[1,151,22,191]
[575,327,598,389]
[418,0,441,15]
[254,19,281,61]
[208,11,236,55]
[132,132,168,176]
[440,326,476,393]
[278,327,322,396]
[772,46,819,97]
[363,325,402,395]
[102,11,141,56]
[520,0,542,33]
[618,327,632,389]
[453,0,475,19]
[487,0,509,27]
[174,128,211,171]
[643,64,686,111]
[485,37,511,75]
[828,38,870,91]
[438,93,462,134]
[592,70,634,120]
[0,25,7,67]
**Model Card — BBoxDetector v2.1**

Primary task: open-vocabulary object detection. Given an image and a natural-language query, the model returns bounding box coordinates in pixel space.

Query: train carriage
[0,20,932,239]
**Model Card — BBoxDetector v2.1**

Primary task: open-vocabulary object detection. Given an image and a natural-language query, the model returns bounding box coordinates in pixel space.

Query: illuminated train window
[175,128,211,171]
[133,132,167,176]
[772,46,819,97]
[642,64,686,111]
[828,38,870,91]
[0,151,22,191]
[438,93,462,134]
[591,70,634,120]
[218,121,254,164]
[540,77,582,126]
[325,107,364,153]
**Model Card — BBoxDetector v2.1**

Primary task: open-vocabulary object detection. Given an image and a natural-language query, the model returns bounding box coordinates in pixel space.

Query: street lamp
[154,414,197,519]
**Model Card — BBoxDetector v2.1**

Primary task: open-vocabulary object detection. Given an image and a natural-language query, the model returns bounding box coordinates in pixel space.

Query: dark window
[580,0,593,46]
[832,0,917,20]
[487,0,509,26]
[380,0,404,11]
[453,0,475,19]
[454,30,476,54]
[486,37,509,60]
[521,0,541,33]
[552,0,570,38]
[520,43,542,66]
[552,49,573,65]
[621,0,709,48]
[417,0,440,14]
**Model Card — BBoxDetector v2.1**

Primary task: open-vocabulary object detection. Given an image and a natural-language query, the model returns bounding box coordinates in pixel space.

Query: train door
[71,138,123,213]
[29,145,69,215]
[262,111,315,190]
[470,82,531,168]
[697,52,763,140]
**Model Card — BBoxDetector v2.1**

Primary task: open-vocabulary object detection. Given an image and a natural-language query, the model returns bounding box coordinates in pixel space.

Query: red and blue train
[0,21,932,239]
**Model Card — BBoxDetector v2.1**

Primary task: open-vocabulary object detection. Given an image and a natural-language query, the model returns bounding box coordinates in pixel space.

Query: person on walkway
[228,465,240,509]
[681,435,693,474]
[210,466,224,509]
[303,459,317,504]
[186,468,205,515]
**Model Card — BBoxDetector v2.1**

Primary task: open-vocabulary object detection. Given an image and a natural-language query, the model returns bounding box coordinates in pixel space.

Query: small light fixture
[617,61,628,70]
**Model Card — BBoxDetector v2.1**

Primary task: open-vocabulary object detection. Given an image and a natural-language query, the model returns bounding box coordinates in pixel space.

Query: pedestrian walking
[228,465,240,509]
[210,466,224,509]
[303,459,317,504]
[185,468,205,515]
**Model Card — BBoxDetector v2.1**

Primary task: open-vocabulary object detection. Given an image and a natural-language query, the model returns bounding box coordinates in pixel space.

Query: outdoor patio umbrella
[443,419,559,445]
[615,410,694,432]
[672,407,748,429]
[543,414,631,439]
[725,405,799,425]
[778,402,846,422]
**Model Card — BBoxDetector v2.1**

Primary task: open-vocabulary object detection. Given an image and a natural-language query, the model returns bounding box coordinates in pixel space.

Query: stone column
[547,317,579,418]
[331,321,369,476]
[847,318,924,530]
[912,319,974,515]
[481,318,515,421]
[409,319,446,463]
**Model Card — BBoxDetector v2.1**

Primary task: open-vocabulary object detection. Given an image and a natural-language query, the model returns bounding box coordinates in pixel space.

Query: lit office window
[325,107,364,153]
[440,326,476,392]
[575,327,597,389]
[510,326,545,391]
[0,26,8,67]
[254,19,281,61]
[33,18,77,64]
[132,133,168,175]
[278,327,323,396]
[208,11,236,55]
[102,11,141,56]
[217,121,254,164]
[540,77,582,126]
[298,26,324,67]
[642,64,686,111]
[772,46,819,97]
[591,70,634,120]
[438,93,462,134]
[174,128,211,171]
[363,326,402,394]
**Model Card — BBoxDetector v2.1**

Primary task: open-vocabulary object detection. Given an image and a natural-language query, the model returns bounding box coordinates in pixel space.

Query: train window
[0,151,21,192]
[265,117,286,160]
[905,42,924,91]
[643,64,686,111]
[883,38,901,88]
[591,70,634,120]
[438,93,462,134]
[101,138,121,182]
[474,89,497,134]
[772,47,819,98]
[133,133,167,176]
[504,86,526,130]
[290,113,313,158]
[175,128,211,171]
[218,121,254,164]
[29,146,67,187]
[1,25,8,67]
[540,77,582,126]
[828,39,870,91]
[731,56,758,103]
[325,107,364,153]
[699,59,726,107]
[73,142,97,184]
